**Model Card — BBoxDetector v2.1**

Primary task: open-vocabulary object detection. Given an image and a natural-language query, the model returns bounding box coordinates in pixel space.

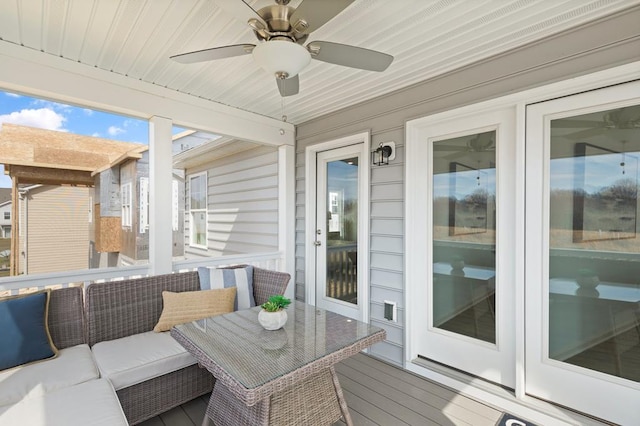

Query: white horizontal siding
[185,146,279,259]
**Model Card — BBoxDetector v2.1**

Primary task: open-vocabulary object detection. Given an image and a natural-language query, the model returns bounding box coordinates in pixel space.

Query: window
[139,178,149,233]
[3,211,9,220]
[189,173,207,247]
[172,179,179,232]
[121,183,132,228]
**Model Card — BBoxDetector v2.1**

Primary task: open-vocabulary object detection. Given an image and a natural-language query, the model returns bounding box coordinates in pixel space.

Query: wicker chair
[85,266,290,425]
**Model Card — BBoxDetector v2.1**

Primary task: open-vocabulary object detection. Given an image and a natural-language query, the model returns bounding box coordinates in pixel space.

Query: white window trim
[188,171,207,249]
[121,182,132,228]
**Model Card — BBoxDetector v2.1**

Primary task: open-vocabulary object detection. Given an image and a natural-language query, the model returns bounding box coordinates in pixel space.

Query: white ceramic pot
[258,309,288,330]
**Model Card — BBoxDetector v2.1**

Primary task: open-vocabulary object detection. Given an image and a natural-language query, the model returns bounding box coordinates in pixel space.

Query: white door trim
[405,106,517,388]
[305,131,370,322]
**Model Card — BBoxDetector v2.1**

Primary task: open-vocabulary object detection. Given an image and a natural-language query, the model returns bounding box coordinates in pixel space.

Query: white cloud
[92,132,101,137]
[5,92,21,98]
[83,108,94,116]
[108,125,125,136]
[32,99,72,112]
[0,108,66,130]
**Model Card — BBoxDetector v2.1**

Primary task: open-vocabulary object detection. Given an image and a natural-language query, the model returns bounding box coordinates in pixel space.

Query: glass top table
[171,301,385,426]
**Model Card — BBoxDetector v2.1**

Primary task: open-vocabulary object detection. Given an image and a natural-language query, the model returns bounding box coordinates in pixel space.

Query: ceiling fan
[553,106,640,140]
[170,0,394,97]
[434,132,496,162]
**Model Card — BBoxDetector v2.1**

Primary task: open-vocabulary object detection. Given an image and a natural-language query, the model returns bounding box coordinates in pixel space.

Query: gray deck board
[143,353,503,426]
[345,354,501,423]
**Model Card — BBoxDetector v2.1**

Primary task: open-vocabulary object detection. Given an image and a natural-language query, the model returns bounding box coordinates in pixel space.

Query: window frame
[188,172,208,249]
[121,182,132,228]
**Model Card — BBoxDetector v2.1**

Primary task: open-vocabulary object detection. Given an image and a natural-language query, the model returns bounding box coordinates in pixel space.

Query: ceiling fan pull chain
[281,79,287,122]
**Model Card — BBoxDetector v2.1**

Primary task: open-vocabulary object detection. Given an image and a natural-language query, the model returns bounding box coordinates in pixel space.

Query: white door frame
[305,131,370,322]
[405,106,517,388]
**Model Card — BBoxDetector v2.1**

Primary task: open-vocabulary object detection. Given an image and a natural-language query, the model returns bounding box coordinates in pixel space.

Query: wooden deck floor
[140,353,503,426]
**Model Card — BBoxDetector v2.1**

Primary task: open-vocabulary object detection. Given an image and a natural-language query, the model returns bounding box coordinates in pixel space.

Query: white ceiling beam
[0,41,294,146]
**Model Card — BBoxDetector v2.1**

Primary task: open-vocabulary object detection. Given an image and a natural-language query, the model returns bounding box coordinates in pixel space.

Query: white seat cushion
[0,344,99,407]
[0,378,127,426]
[91,331,196,390]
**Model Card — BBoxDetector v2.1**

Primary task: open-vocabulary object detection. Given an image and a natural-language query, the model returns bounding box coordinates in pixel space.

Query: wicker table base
[206,367,352,426]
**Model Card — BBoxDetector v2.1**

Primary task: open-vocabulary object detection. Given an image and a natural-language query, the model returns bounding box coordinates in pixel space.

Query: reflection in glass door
[549,110,640,381]
[315,144,363,320]
[325,156,358,305]
[432,131,496,344]
[526,82,640,425]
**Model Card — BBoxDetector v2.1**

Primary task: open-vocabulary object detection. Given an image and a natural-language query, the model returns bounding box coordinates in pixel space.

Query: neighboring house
[174,132,279,258]
[0,124,155,274]
[0,189,11,239]
[16,184,90,275]
[91,146,185,267]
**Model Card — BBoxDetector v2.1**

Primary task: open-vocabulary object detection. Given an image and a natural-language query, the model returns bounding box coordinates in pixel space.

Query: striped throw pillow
[198,266,255,311]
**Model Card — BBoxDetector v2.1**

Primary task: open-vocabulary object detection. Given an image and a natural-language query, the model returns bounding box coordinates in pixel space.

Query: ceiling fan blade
[566,128,605,140]
[276,74,300,97]
[308,41,393,72]
[170,44,255,64]
[551,119,604,129]
[213,0,267,28]
[290,0,354,34]
[433,145,467,152]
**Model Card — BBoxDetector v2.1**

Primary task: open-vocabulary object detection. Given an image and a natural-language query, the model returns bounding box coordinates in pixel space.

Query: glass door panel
[325,157,359,305]
[432,131,497,343]
[549,106,640,382]
[525,81,640,425]
[315,144,364,320]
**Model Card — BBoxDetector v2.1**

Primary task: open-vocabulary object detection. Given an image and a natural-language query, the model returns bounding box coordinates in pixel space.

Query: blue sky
[0,90,152,188]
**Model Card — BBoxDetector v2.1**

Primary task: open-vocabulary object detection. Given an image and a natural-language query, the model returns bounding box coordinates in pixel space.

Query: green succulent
[261,295,292,312]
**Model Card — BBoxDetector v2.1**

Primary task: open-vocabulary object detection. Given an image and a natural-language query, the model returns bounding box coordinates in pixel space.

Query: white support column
[149,116,173,275]
[278,144,296,301]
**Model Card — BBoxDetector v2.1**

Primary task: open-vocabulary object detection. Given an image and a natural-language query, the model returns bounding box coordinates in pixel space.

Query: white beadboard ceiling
[0,0,637,125]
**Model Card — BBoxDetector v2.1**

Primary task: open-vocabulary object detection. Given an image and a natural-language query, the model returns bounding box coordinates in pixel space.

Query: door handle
[313,240,322,246]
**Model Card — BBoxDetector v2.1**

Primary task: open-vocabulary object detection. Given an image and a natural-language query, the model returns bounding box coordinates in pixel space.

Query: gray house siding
[295,7,640,366]
[185,146,279,258]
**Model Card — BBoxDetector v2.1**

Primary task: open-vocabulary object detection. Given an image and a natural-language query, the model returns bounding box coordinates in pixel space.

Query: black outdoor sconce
[371,141,395,166]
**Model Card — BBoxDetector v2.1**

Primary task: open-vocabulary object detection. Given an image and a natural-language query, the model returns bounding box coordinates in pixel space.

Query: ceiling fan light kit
[252,40,311,78]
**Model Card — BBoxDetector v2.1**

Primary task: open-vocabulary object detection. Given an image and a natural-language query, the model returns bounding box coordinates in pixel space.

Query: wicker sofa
[0,266,290,425]
[0,286,129,425]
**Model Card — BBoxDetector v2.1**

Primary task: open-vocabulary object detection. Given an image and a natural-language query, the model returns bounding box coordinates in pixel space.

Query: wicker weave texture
[117,364,214,425]
[251,266,291,305]
[217,264,291,306]
[206,369,343,426]
[86,271,200,346]
[48,286,86,350]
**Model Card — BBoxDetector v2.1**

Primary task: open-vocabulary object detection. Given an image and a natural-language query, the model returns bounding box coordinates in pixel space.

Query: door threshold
[409,357,611,426]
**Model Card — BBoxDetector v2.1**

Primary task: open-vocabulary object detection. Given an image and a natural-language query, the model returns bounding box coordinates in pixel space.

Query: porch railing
[326,245,358,303]
[0,251,283,296]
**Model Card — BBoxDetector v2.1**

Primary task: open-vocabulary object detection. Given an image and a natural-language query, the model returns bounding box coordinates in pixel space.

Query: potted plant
[258,295,291,330]
[576,268,599,289]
